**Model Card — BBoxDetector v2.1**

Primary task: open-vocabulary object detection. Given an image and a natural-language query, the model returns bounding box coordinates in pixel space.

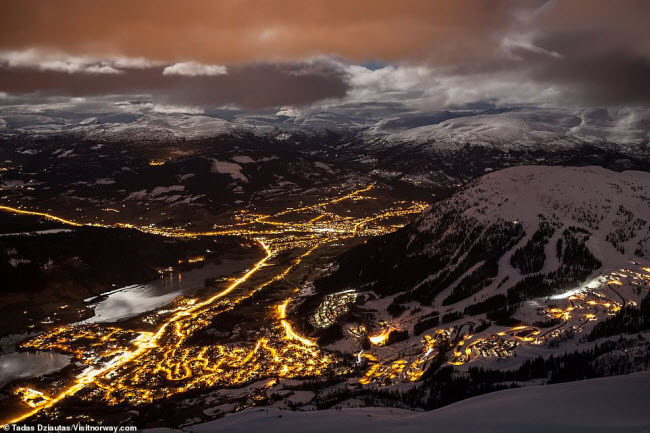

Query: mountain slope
[316,165,649,316]
[150,371,650,433]
[3,106,648,149]
[1,107,647,226]
[362,107,649,151]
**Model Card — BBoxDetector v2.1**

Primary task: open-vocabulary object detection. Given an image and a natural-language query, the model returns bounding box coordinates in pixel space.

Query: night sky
[0,0,648,111]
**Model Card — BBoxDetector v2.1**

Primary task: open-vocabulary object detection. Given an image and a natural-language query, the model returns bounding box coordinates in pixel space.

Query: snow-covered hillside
[69,114,236,141]
[362,107,649,153]
[321,166,649,308]
[310,166,649,389]
[148,371,650,433]
[2,106,648,154]
[2,106,647,198]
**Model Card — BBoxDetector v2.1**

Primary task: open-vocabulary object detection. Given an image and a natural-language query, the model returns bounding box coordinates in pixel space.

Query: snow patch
[211,159,248,182]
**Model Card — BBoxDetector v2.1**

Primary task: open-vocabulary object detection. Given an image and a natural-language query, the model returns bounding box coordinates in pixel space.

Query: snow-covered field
[149,372,650,433]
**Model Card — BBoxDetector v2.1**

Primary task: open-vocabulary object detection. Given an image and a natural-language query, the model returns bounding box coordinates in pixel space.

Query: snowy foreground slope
[149,371,650,433]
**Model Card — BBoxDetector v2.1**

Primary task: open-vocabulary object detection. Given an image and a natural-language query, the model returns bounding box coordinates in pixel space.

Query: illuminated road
[0,205,83,227]
[0,185,426,425]
[5,189,646,419]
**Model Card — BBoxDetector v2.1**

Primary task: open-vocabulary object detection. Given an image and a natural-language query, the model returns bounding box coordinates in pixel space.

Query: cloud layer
[0,58,349,109]
[0,0,648,110]
[162,62,228,77]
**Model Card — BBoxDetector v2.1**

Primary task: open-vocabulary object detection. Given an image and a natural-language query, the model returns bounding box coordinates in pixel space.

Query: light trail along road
[1,185,427,425]
[5,188,647,422]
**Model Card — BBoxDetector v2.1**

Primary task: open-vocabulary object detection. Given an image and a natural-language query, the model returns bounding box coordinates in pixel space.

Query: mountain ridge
[315,165,650,315]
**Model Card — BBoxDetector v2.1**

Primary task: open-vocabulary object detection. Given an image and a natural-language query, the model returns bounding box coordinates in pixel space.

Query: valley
[0,165,648,428]
[2,4,649,430]
[0,184,425,426]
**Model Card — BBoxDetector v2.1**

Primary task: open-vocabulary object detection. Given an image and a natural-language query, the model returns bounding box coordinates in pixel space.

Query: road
[0,185,426,425]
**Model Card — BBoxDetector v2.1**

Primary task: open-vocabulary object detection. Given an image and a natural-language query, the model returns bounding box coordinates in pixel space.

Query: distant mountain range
[1,106,647,218]
[1,106,648,152]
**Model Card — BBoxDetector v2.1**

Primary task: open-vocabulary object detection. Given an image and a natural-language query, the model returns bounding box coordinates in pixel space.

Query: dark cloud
[519,16,650,106]
[524,0,650,105]
[528,52,650,106]
[0,0,648,108]
[161,63,348,109]
[0,61,349,109]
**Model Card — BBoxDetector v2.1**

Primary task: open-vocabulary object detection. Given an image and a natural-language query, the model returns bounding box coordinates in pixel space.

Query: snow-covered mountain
[2,106,647,197]
[1,106,648,152]
[363,107,649,151]
[312,165,650,375]
[320,165,649,309]
[296,165,650,416]
[0,109,369,142]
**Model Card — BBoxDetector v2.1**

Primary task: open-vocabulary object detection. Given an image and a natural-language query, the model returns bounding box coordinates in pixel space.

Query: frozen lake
[83,258,254,324]
[0,351,71,389]
[0,257,255,390]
